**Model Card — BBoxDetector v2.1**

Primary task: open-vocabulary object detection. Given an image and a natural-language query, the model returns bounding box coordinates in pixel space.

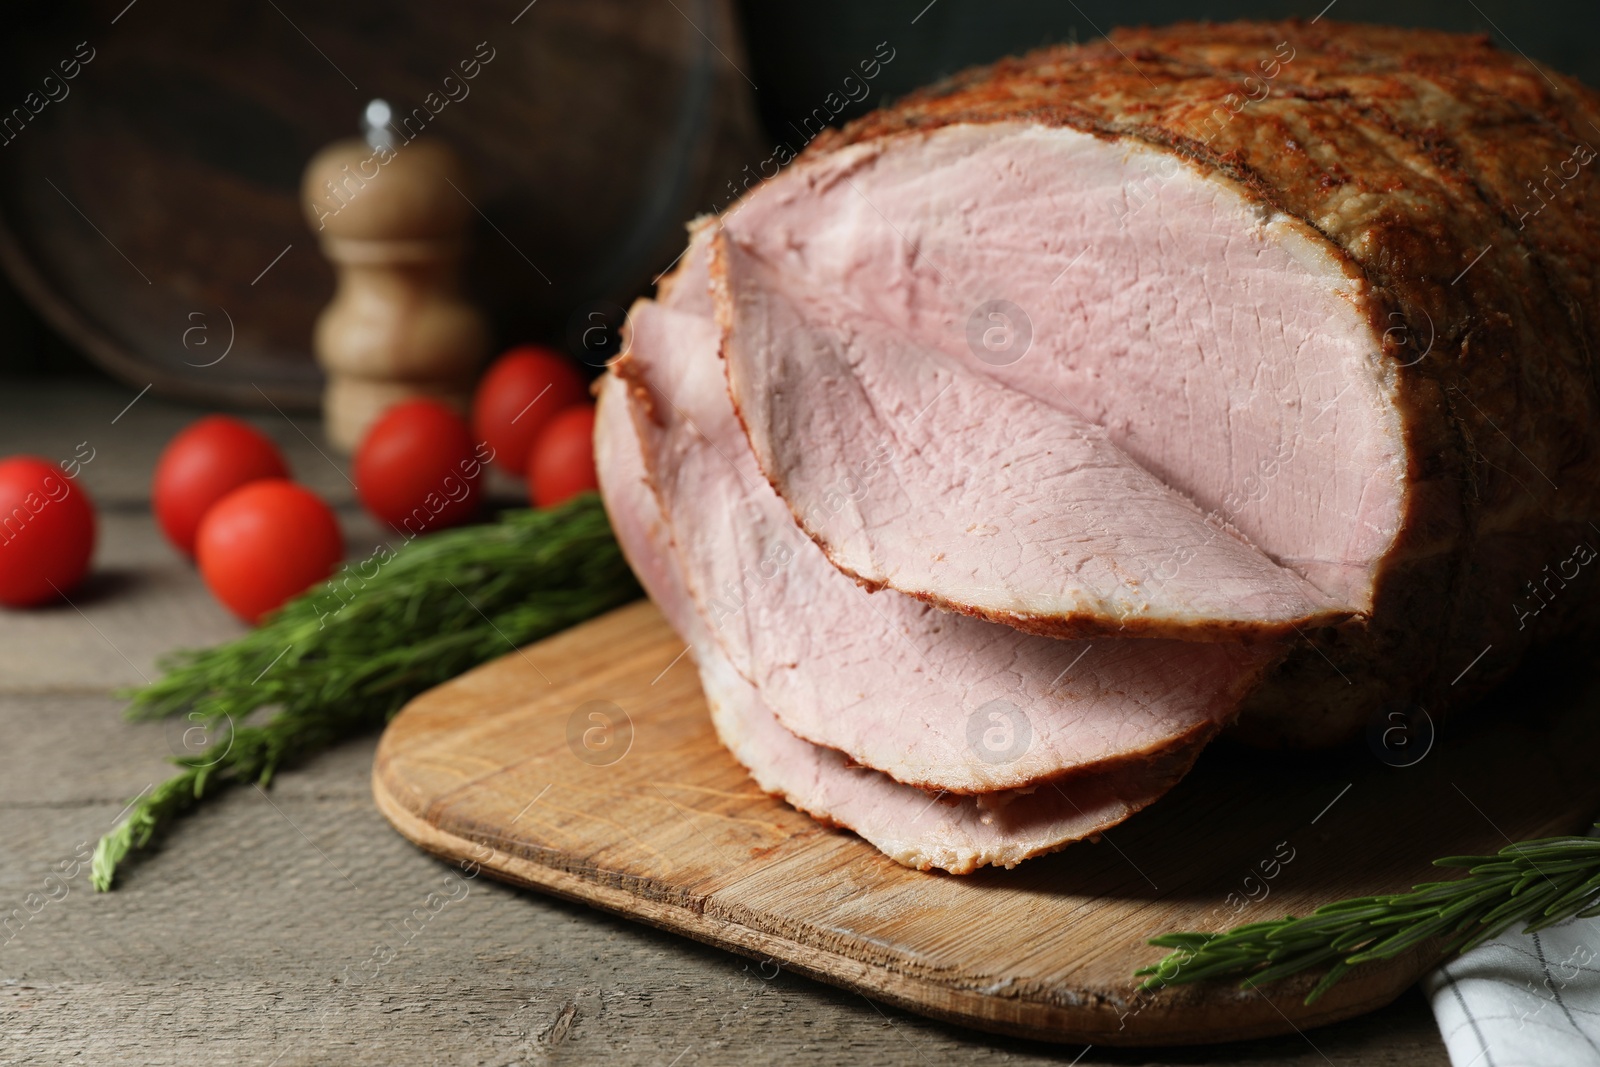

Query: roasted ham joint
[594,21,1600,873]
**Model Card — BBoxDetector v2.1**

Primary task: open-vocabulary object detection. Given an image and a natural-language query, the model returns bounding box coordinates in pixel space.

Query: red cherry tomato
[527,404,598,508]
[0,456,96,607]
[354,399,484,532]
[196,480,342,624]
[153,416,290,557]
[472,345,588,476]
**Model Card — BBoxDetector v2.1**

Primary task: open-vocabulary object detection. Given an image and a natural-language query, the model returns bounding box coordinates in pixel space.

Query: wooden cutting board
[372,600,1600,1046]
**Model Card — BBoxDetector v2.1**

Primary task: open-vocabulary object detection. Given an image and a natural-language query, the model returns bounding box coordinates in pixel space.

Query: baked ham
[593,20,1600,870]
[711,21,1600,746]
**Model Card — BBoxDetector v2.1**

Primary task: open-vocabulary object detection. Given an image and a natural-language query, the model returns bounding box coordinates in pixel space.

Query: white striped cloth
[1424,829,1600,1067]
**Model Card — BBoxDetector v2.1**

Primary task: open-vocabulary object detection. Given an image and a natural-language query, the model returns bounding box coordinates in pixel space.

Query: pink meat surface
[596,368,1207,872]
[714,124,1407,638]
[714,236,1350,641]
[616,287,1276,794]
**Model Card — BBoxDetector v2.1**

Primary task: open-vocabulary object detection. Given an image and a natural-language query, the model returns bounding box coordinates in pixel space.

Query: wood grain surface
[374,599,1600,1047]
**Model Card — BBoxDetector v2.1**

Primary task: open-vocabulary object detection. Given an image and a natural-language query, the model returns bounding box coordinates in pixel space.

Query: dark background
[2,0,1594,381]
[738,0,1600,136]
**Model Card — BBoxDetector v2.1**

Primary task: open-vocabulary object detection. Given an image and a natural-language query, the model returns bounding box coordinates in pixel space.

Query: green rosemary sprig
[93,494,639,890]
[1136,825,1600,1003]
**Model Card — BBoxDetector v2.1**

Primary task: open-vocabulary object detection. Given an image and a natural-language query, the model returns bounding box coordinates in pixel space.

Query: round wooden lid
[0,0,759,408]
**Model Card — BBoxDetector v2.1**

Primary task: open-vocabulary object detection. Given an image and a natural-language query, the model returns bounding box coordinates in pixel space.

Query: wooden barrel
[0,0,760,407]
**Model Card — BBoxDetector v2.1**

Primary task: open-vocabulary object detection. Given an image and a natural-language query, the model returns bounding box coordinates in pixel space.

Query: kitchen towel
[1425,828,1600,1067]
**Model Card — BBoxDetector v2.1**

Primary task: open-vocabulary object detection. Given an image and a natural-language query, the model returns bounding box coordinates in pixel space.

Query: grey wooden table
[0,380,1450,1066]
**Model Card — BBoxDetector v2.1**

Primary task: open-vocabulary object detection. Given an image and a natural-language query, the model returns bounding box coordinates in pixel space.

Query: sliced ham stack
[594,21,1600,871]
[596,370,1207,872]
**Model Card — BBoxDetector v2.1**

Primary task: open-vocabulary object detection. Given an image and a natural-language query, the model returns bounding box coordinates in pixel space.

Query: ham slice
[615,285,1275,794]
[596,357,1206,872]
[713,124,1403,637]
[713,236,1350,641]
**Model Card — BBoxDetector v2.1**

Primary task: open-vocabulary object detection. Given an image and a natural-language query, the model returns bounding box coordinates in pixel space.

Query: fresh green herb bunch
[94,494,639,891]
[1137,826,1600,1004]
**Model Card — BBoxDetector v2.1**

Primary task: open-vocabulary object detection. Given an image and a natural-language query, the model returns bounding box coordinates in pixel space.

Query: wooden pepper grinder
[301,100,489,451]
